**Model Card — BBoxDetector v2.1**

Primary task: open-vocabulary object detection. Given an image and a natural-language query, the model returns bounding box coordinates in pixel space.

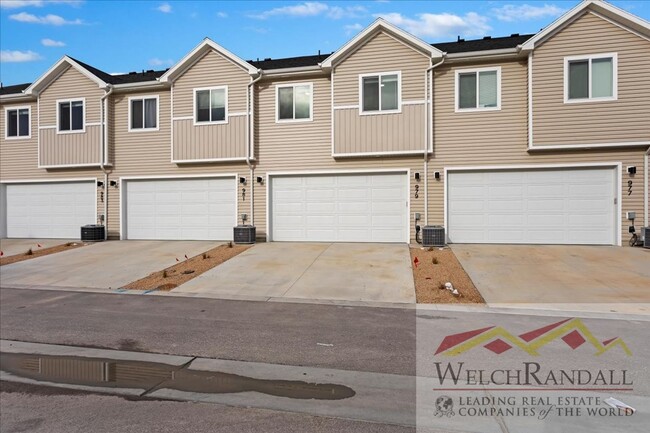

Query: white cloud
[216,11,228,18]
[250,2,367,20]
[251,2,328,19]
[0,0,83,8]
[149,57,174,67]
[156,2,171,13]
[1,49,42,62]
[327,5,366,19]
[375,11,491,38]
[41,38,65,47]
[9,11,83,25]
[344,23,363,35]
[492,4,566,22]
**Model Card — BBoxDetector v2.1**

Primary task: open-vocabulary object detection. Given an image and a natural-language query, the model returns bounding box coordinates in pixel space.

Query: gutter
[0,93,35,102]
[423,55,446,227]
[112,81,167,91]
[99,84,114,240]
[246,70,263,227]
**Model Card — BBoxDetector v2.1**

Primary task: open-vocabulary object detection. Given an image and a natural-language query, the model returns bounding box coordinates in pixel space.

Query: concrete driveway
[0,240,218,290]
[174,243,416,304]
[1,239,77,257]
[451,244,650,304]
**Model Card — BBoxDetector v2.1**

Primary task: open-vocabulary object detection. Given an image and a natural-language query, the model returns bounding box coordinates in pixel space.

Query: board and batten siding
[172,117,247,160]
[532,11,650,147]
[171,49,250,161]
[334,104,425,154]
[38,66,104,166]
[332,30,430,156]
[429,58,647,245]
[253,74,426,242]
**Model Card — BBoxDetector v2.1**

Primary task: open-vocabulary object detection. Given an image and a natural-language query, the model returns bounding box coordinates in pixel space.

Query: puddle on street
[0,352,355,400]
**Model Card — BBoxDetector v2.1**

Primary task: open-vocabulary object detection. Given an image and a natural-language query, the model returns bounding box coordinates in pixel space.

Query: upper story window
[58,99,84,133]
[455,67,501,112]
[5,106,30,139]
[565,53,617,103]
[195,87,227,124]
[129,96,158,131]
[276,83,312,122]
[360,72,400,114]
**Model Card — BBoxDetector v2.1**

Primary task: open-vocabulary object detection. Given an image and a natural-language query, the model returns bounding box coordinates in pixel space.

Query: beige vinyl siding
[173,50,249,116]
[108,88,250,239]
[37,66,104,166]
[532,11,650,146]
[334,31,429,104]
[39,125,101,166]
[173,116,247,161]
[171,50,250,161]
[332,30,429,156]
[252,74,425,242]
[429,58,646,245]
[334,104,425,154]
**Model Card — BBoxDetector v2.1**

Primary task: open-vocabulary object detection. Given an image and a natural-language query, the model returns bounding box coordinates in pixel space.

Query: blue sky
[1,0,649,85]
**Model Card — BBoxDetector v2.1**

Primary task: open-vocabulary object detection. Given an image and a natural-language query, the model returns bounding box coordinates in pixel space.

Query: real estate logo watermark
[416,315,640,432]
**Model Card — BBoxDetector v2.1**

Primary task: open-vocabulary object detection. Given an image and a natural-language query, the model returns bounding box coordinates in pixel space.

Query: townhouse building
[1,0,649,246]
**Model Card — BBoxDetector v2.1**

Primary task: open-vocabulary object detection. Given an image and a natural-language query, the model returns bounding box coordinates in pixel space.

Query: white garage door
[5,181,96,238]
[270,173,408,243]
[447,167,616,245]
[124,177,236,240]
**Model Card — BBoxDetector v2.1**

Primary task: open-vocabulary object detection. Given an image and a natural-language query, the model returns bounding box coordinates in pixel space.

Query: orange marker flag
[414,257,419,268]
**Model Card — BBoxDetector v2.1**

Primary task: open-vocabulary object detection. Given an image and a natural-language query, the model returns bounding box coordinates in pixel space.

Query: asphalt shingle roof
[1,34,536,93]
[432,34,535,54]
[0,83,31,96]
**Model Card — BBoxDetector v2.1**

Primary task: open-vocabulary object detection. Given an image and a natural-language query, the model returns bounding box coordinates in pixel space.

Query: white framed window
[359,71,401,115]
[276,82,313,123]
[455,67,501,112]
[194,86,228,125]
[57,98,85,133]
[564,53,617,103]
[128,95,159,131]
[5,106,30,139]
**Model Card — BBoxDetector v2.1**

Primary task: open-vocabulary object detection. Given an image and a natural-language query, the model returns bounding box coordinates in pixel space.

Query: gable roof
[521,0,650,52]
[25,55,108,95]
[321,18,443,69]
[160,38,258,83]
[250,53,331,71]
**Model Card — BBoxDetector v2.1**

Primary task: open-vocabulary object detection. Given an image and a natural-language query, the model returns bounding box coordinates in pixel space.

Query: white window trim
[275,82,314,123]
[56,98,86,134]
[454,66,502,113]
[564,52,618,104]
[128,95,160,132]
[358,71,402,116]
[4,105,31,140]
[193,86,228,126]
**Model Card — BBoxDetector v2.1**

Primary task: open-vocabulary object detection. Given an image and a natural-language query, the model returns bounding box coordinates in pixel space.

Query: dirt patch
[0,242,86,266]
[123,244,250,292]
[410,247,485,304]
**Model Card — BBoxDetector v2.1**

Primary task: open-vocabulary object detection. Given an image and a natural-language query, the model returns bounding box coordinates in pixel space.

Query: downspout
[246,70,263,227]
[645,146,649,228]
[423,55,446,227]
[100,84,114,240]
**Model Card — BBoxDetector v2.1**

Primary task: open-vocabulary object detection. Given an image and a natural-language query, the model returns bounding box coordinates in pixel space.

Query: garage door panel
[271,173,407,243]
[6,182,95,239]
[448,168,615,245]
[125,178,235,240]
